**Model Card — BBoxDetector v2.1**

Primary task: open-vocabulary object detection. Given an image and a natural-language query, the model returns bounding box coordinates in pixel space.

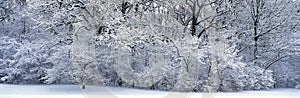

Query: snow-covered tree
[233,0,295,68]
[70,0,124,89]
[272,1,300,88]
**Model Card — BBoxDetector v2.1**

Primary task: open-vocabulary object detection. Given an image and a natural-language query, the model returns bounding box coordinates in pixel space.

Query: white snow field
[0,84,299,98]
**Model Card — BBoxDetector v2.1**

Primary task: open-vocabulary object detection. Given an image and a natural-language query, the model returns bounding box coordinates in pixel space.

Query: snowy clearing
[0,84,299,98]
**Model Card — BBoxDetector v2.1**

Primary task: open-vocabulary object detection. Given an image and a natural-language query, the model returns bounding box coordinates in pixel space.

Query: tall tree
[239,0,294,67]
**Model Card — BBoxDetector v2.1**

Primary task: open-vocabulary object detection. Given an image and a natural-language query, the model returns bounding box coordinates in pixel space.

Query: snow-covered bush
[0,37,21,83]
[0,38,51,84]
[242,66,275,90]
[220,66,275,91]
[220,67,245,92]
[42,45,76,84]
[295,85,300,89]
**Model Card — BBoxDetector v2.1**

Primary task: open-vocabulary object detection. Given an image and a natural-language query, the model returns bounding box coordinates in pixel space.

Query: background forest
[0,0,299,92]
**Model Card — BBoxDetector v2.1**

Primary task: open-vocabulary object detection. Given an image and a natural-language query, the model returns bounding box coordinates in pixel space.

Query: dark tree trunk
[82,85,86,89]
[191,15,197,36]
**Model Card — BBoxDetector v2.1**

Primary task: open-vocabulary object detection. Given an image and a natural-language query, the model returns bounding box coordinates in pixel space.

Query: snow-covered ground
[0,84,299,98]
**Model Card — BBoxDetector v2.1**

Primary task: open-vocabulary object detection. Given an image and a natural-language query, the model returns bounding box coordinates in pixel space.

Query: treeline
[0,0,299,92]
